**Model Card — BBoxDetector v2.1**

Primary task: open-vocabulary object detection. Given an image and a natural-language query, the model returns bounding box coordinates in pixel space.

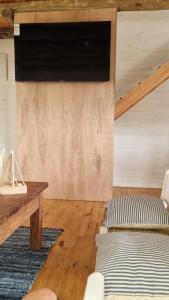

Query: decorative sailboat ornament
[0,149,27,195]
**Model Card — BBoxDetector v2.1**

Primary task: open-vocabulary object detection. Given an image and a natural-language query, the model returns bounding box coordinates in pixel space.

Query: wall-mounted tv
[14,21,111,82]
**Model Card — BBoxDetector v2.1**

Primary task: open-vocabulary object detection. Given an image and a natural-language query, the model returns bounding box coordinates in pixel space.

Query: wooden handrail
[0,9,13,29]
[115,61,169,120]
[0,15,11,28]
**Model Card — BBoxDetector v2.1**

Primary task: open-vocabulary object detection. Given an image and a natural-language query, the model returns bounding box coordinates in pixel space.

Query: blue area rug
[0,227,63,300]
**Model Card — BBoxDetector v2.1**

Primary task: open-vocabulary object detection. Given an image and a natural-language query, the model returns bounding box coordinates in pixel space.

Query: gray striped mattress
[96,232,169,296]
[103,194,169,229]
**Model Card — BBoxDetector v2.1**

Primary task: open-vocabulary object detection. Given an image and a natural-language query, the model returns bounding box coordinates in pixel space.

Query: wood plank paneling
[30,199,106,300]
[15,9,116,201]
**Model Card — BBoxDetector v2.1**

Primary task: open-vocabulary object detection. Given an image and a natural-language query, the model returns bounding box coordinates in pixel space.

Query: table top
[0,182,48,226]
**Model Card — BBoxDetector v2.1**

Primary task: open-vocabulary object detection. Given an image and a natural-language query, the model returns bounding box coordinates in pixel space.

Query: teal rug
[0,227,63,300]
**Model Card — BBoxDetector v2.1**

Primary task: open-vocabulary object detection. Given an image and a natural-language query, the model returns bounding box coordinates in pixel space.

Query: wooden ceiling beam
[0,0,169,12]
[115,61,169,120]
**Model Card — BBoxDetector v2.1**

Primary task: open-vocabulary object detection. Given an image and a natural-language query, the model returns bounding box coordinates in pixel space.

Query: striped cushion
[104,194,169,229]
[107,296,169,300]
[96,232,169,296]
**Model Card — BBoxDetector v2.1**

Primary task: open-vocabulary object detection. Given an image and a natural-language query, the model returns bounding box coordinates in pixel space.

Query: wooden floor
[28,187,161,300]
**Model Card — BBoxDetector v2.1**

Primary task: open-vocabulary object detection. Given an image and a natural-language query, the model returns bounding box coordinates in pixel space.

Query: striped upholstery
[103,194,169,229]
[96,232,169,296]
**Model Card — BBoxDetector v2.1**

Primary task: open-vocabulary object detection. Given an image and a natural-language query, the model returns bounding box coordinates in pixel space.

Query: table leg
[30,196,42,250]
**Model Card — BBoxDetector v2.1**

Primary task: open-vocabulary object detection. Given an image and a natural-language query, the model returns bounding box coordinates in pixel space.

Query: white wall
[114,10,169,188]
[0,11,169,188]
[0,39,16,152]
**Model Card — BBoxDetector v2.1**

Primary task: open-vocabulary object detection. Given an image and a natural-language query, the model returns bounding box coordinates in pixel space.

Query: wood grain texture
[115,61,169,120]
[30,195,42,250]
[0,182,48,245]
[0,182,48,225]
[31,199,106,300]
[22,186,160,300]
[0,11,13,38]
[112,186,161,197]
[15,9,116,201]
[0,8,13,27]
[0,195,39,244]
[0,14,11,28]
[1,0,169,12]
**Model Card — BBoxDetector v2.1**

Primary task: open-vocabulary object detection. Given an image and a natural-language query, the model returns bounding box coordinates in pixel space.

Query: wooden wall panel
[15,9,116,201]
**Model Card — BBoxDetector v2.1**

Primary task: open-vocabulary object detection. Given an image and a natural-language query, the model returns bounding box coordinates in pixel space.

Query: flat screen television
[14,21,111,82]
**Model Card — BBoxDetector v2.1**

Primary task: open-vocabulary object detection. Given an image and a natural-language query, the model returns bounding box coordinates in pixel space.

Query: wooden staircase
[115,61,169,120]
[0,9,13,38]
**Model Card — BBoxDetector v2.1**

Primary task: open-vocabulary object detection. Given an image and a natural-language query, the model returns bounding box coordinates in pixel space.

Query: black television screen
[14,21,111,82]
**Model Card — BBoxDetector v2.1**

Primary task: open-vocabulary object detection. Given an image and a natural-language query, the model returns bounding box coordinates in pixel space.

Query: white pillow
[103,194,169,229]
[96,231,169,297]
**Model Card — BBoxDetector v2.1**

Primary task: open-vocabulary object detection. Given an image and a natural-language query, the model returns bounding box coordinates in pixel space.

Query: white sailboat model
[0,149,27,195]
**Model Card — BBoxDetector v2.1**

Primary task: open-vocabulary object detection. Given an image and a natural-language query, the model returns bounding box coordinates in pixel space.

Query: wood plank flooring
[113,186,161,197]
[27,187,161,300]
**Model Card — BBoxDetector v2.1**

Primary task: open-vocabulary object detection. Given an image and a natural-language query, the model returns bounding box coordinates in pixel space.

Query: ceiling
[0,0,169,38]
[0,0,169,12]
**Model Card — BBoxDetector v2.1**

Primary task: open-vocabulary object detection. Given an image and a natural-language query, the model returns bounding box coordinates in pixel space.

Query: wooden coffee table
[0,182,48,250]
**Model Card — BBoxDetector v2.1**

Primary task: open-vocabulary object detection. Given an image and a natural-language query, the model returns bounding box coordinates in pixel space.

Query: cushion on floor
[103,194,169,229]
[96,231,169,297]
